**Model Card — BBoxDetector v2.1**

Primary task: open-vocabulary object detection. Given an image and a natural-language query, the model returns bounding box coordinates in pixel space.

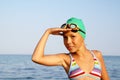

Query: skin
[32,28,110,80]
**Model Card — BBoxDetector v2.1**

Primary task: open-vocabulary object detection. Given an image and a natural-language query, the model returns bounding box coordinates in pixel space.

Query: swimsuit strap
[69,54,74,61]
[90,50,97,60]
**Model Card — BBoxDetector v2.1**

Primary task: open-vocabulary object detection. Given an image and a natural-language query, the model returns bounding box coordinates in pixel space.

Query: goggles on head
[61,23,86,34]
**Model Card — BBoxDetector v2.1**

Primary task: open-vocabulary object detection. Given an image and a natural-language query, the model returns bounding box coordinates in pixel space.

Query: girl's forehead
[63,31,79,36]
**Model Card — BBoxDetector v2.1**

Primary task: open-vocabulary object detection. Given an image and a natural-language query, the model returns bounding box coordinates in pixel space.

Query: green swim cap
[66,17,86,39]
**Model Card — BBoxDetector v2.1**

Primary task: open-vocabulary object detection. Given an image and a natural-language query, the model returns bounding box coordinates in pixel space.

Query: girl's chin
[69,50,76,53]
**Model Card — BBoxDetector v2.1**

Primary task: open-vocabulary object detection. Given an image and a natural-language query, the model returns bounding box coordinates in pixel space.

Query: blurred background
[0,0,120,55]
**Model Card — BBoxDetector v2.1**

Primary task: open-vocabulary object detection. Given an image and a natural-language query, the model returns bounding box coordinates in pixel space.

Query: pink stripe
[93,68,101,73]
[70,68,83,75]
[70,72,85,78]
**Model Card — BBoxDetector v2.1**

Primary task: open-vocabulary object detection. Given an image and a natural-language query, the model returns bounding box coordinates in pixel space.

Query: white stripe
[91,71,101,76]
[70,70,84,77]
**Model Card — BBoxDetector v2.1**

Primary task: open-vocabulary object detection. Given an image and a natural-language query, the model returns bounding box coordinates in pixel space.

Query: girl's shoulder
[91,50,102,56]
[91,50,103,61]
[58,53,70,61]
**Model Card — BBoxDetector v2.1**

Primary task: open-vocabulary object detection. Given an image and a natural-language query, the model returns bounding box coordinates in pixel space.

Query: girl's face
[63,31,84,53]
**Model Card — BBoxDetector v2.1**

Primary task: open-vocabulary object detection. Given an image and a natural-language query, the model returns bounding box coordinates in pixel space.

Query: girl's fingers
[57,28,71,33]
[50,28,71,35]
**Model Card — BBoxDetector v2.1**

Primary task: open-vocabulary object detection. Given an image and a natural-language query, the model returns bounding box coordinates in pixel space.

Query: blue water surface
[0,55,120,80]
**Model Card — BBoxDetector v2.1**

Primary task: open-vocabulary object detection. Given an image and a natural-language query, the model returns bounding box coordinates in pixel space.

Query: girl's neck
[75,43,89,57]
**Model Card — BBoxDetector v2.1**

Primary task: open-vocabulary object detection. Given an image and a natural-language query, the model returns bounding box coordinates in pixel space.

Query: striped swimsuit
[68,51,101,80]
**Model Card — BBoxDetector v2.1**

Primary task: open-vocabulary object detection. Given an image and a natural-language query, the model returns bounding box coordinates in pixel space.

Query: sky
[0,0,120,55]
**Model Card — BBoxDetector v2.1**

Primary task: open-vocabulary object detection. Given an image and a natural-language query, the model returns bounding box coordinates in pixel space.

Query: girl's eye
[71,35,75,38]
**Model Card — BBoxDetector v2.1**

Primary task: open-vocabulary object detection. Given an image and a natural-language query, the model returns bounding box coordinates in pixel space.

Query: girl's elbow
[32,56,39,63]
[32,57,37,63]
[31,56,44,65]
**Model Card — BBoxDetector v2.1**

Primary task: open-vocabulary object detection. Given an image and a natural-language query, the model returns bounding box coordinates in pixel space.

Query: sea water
[0,55,120,80]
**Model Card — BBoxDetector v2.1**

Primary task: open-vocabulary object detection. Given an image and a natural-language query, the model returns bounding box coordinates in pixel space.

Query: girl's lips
[67,46,74,50]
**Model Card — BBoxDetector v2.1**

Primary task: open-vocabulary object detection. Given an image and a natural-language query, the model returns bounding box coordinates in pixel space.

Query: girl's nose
[67,37,72,44]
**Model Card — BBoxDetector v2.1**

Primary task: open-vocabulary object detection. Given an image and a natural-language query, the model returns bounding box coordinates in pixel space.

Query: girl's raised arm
[32,28,71,66]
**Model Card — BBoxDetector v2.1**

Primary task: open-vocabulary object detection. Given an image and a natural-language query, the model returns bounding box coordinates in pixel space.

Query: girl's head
[61,17,86,53]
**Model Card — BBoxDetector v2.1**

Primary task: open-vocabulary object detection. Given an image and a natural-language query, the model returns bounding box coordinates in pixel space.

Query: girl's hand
[47,28,71,35]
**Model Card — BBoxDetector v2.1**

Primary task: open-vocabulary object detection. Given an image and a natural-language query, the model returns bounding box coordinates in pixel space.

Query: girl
[32,17,110,80]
